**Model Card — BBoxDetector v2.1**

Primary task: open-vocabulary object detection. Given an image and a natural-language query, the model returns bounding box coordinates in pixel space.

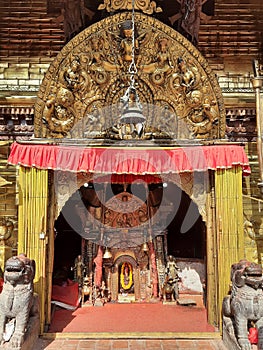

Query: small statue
[162,255,180,302]
[81,275,92,306]
[100,280,106,300]
[165,255,180,281]
[72,255,86,286]
[141,36,173,82]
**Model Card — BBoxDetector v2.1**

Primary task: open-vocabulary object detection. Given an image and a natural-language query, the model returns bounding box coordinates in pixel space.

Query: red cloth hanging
[8,142,251,176]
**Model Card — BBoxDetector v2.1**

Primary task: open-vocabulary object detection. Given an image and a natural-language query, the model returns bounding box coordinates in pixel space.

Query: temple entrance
[51,180,206,311]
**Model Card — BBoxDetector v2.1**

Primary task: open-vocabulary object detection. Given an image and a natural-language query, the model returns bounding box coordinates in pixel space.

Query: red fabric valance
[8,142,251,175]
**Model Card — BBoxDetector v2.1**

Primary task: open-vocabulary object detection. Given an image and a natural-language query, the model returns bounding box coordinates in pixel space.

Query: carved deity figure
[175,57,200,93]
[89,35,120,74]
[165,255,180,283]
[64,56,82,90]
[141,36,173,80]
[186,90,218,138]
[62,56,90,95]
[42,87,75,137]
[119,20,139,64]
[72,255,85,286]
[161,255,180,302]
[117,213,133,228]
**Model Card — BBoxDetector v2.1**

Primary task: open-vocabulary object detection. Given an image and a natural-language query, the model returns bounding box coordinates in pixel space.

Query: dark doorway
[53,198,82,285]
[164,182,206,259]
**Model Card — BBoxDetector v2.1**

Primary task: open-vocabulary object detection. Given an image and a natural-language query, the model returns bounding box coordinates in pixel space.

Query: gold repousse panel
[34,12,225,140]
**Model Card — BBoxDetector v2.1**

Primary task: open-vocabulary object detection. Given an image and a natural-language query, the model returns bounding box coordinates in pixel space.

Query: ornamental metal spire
[119,0,146,139]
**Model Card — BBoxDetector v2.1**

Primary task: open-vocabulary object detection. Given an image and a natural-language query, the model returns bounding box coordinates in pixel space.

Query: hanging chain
[121,0,139,106]
[128,0,137,90]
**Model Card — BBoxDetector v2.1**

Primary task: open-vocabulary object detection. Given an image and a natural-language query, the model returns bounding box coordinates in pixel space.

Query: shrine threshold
[8,142,249,334]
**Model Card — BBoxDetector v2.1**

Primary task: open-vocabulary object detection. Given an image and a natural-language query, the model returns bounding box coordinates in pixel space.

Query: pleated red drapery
[8,142,251,177]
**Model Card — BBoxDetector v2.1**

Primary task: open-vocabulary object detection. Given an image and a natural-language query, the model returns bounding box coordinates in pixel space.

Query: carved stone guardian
[0,254,39,350]
[222,259,263,350]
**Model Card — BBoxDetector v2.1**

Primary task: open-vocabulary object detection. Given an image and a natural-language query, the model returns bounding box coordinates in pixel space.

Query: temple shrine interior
[53,180,205,306]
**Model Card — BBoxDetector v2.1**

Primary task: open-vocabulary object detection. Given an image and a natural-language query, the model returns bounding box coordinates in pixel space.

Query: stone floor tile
[145,339,163,349]
[128,339,147,349]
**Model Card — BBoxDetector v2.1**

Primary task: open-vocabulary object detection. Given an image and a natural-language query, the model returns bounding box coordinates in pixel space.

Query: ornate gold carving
[98,0,162,15]
[35,12,225,140]
[103,192,148,228]
[0,217,14,246]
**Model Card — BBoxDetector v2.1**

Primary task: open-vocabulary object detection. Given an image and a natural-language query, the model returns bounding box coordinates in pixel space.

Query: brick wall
[0,58,51,92]
[0,0,64,59]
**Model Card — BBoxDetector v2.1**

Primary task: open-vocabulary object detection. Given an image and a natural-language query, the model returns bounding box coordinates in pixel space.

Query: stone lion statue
[0,254,39,350]
[222,259,263,350]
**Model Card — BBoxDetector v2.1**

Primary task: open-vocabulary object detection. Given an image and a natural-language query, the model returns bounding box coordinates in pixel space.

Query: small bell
[141,242,149,252]
[103,247,112,259]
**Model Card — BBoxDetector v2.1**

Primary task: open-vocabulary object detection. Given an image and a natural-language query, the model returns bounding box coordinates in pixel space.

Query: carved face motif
[190,90,202,107]
[57,87,74,107]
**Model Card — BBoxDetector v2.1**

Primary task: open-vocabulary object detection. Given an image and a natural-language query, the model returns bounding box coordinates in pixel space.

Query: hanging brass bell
[103,247,112,259]
[141,242,149,252]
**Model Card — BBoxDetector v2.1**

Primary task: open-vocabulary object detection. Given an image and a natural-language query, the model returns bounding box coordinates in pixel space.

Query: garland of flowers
[120,262,133,290]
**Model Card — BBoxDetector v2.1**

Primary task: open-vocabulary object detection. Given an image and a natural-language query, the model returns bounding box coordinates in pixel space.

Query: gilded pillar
[215,166,244,328]
[18,166,48,334]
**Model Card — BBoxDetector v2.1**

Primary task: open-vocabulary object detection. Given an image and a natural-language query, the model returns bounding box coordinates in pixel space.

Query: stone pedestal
[1,294,40,350]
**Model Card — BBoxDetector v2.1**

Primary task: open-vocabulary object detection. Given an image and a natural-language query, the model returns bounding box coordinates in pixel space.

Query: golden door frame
[17,166,244,333]
[34,12,225,140]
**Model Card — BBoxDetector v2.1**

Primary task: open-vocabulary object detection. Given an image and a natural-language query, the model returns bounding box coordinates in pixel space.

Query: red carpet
[48,302,215,333]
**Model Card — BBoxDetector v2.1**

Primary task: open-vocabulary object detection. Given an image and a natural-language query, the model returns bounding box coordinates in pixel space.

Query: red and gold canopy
[8,142,250,177]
